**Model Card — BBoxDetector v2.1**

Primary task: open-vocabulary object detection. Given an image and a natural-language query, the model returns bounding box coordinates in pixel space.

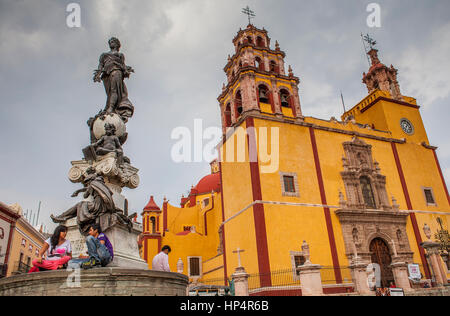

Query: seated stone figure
[93,123,124,164]
[51,168,135,235]
[51,172,115,235]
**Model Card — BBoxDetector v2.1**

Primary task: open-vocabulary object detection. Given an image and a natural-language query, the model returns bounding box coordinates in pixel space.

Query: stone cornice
[421,142,438,150]
[335,209,410,224]
[342,90,419,121]
[232,25,269,44]
[16,217,46,244]
[0,202,21,221]
[224,45,286,72]
[218,68,300,102]
[217,111,408,147]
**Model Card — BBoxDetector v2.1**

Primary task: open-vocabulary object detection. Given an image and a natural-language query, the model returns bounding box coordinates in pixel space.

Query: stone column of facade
[229,98,237,125]
[349,258,372,295]
[277,55,285,75]
[271,80,283,117]
[390,260,413,291]
[241,74,259,113]
[290,83,303,120]
[263,52,270,72]
[231,266,250,296]
[220,102,227,135]
[422,241,448,286]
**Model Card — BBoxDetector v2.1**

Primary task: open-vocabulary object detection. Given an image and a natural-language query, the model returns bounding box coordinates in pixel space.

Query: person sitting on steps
[68,223,114,270]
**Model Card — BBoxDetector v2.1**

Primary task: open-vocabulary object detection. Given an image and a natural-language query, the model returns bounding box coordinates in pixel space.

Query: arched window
[150,217,156,234]
[224,103,232,127]
[258,85,269,104]
[360,176,376,209]
[270,60,279,73]
[256,36,265,48]
[255,57,264,71]
[247,36,253,44]
[280,89,291,108]
[352,228,359,244]
[235,91,243,120]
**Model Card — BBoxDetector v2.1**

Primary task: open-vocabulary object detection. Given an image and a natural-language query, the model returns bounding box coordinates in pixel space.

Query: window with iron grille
[423,188,436,205]
[189,257,201,277]
[280,172,300,197]
[294,256,306,275]
[284,176,295,193]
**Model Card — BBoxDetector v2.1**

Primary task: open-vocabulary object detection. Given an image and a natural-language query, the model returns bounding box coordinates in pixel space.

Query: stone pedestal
[349,259,372,295]
[297,264,323,296]
[422,241,448,286]
[65,216,147,270]
[231,266,249,296]
[0,268,188,296]
[391,261,412,292]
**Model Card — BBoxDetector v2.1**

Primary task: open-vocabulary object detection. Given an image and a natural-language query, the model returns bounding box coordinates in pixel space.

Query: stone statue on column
[51,38,145,269]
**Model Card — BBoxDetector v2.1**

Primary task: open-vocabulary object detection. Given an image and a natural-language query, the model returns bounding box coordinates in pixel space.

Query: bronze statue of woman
[94,37,135,122]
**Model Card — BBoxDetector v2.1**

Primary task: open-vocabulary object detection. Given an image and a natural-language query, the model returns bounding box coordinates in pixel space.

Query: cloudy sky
[1,0,449,232]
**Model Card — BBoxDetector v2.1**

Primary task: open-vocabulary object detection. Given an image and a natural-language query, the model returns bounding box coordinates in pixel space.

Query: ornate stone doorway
[370,238,394,287]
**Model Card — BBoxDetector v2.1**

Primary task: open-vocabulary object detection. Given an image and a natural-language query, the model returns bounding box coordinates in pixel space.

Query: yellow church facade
[141,24,450,294]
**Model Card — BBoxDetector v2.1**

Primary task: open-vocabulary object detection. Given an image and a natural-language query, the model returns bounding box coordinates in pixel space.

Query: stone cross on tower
[241,6,255,25]
[233,248,245,267]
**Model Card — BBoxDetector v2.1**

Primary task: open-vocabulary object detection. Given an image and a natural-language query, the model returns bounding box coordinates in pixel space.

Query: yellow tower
[141,196,162,265]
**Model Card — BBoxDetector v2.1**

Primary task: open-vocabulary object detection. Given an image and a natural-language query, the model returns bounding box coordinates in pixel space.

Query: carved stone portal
[336,137,414,287]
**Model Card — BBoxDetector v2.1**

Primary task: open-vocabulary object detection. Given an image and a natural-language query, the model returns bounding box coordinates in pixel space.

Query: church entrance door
[370,238,395,288]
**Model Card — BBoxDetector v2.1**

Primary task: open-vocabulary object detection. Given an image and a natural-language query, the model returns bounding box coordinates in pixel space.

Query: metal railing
[248,268,302,296]
[320,266,353,285]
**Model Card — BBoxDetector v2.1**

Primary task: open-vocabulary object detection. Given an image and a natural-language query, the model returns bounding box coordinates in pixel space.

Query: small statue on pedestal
[93,123,125,163]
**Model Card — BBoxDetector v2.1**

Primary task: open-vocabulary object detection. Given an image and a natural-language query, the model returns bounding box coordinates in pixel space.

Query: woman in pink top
[29,225,72,273]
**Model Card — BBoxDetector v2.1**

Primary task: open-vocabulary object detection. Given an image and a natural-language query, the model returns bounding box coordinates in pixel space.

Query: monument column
[52,37,146,269]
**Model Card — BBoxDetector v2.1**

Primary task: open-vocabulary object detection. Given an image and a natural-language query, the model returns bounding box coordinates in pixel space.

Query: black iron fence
[320,266,353,285]
[199,266,355,296]
[197,263,440,296]
[248,268,302,296]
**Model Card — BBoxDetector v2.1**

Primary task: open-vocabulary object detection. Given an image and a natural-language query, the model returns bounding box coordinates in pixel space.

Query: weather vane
[362,33,377,50]
[242,6,256,25]
[361,33,377,66]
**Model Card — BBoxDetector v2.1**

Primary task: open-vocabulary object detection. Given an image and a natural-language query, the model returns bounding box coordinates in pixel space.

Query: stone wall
[404,287,450,297]
[0,268,188,296]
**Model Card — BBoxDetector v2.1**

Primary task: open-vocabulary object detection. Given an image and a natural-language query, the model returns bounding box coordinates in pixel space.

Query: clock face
[400,119,414,135]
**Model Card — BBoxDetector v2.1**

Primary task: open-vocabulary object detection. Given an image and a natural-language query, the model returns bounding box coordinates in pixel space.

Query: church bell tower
[218,23,304,134]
